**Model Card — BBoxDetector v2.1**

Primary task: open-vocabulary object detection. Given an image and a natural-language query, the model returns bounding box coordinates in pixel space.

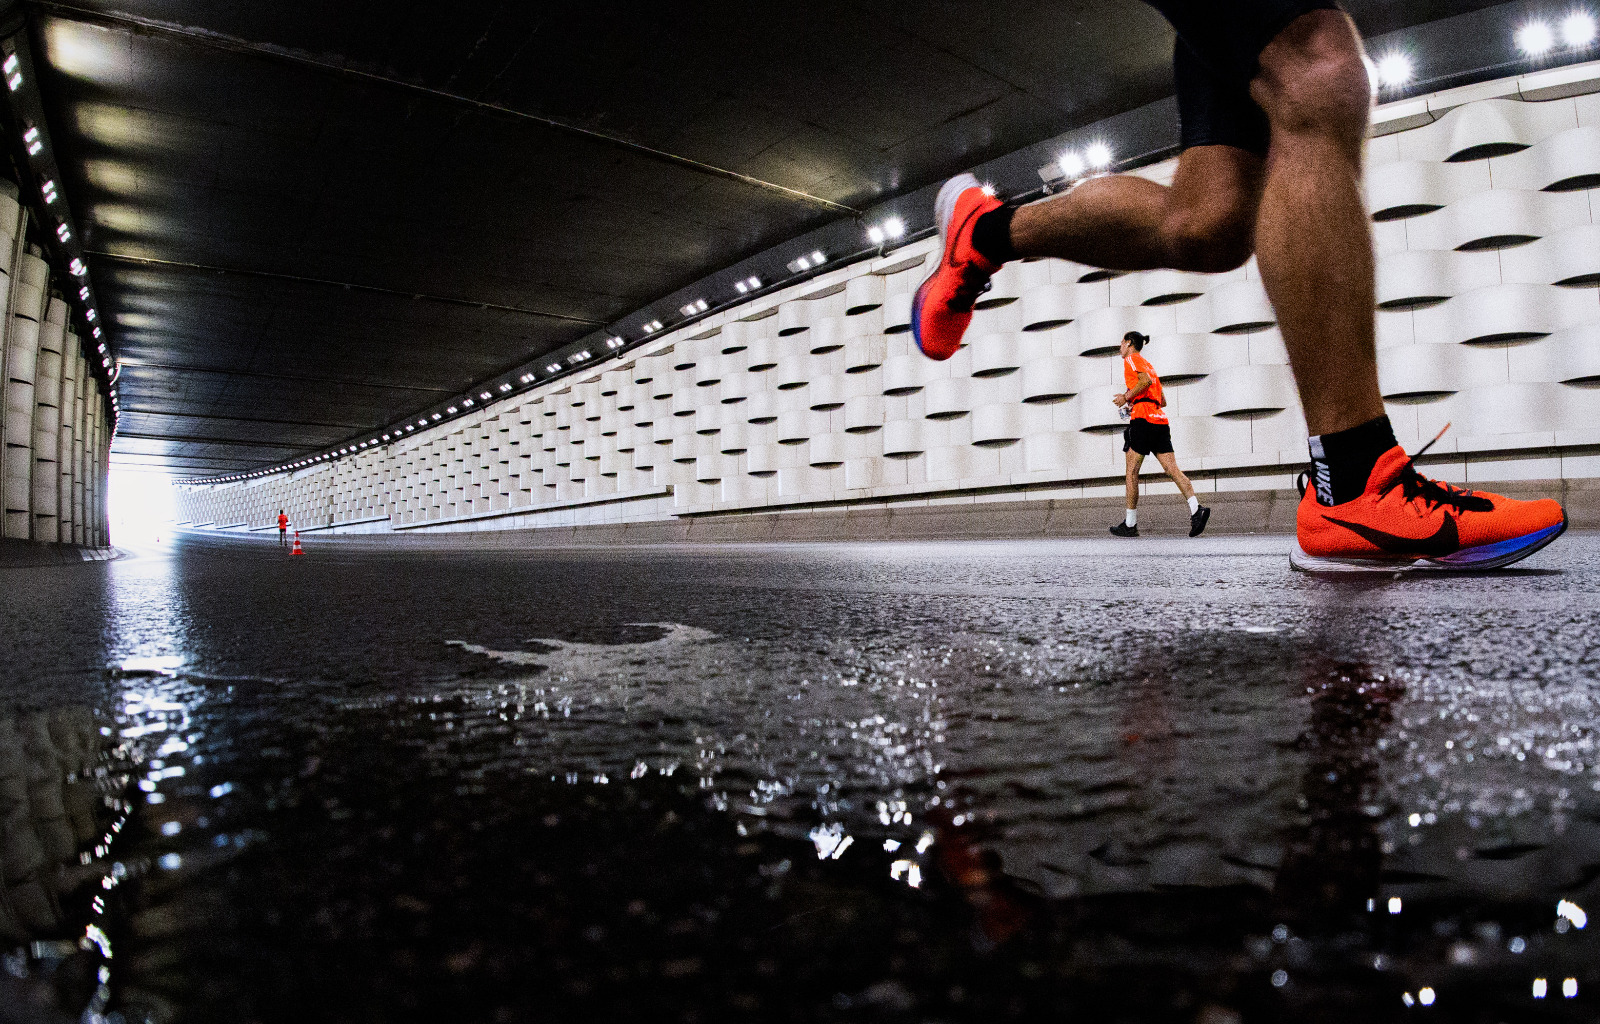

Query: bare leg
[1153,451,1197,502]
[1252,10,1386,436]
[1009,146,1264,273]
[1124,449,1144,510]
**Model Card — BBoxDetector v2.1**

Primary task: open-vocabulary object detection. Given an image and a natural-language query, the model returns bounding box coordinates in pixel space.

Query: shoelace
[1296,423,1492,512]
[1380,424,1493,513]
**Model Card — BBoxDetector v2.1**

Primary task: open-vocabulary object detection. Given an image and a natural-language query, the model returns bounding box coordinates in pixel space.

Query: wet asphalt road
[2,529,1598,1023]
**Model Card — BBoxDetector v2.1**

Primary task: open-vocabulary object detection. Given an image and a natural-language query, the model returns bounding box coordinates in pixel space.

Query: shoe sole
[911,173,980,359]
[1289,513,1567,573]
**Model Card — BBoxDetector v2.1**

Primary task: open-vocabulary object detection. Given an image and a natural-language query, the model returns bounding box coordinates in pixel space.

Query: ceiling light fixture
[1085,141,1114,169]
[1518,20,1555,54]
[1563,10,1597,46]
[868,217,906,246]
[1373,51,1413,88]
[498,382,512,392]
[1058,151,1086,178]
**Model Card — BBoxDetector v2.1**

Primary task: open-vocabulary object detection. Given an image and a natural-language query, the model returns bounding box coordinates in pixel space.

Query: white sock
[1125,508,1137,527]
[1187,496,1200,515]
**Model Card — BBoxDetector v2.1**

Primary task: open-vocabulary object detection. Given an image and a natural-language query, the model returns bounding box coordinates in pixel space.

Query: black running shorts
[1143,0,1343,154]
[1124,419,1175,456]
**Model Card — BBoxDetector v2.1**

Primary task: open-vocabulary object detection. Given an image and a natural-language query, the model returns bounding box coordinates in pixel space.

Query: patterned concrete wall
[177,69,1600,536]
[0,185,109,548]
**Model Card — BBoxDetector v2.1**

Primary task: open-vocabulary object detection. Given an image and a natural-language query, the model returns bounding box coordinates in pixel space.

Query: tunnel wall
[0,182,110,551]
[177,69,1600,539]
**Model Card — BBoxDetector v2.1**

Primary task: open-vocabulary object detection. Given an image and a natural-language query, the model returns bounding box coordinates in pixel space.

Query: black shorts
[1124,419,1174,456]
[1143,0,1343,154]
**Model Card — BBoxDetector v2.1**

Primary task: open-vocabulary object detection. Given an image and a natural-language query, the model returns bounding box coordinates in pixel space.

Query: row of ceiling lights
[1519,11,1597,55]
[1370,9,1596,89]
[1,37,117,423]
[194,10,1600,487]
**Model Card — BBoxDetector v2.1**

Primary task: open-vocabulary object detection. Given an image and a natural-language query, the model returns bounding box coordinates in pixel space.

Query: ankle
[1307,415,1398,505]
[970,205,1018,265]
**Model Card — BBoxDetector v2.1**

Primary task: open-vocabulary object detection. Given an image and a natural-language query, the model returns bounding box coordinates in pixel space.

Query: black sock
[969,205,1017,265]
[1307,415,1398,506]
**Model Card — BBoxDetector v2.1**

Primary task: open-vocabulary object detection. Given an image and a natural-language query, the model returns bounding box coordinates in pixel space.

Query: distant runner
[1109,332,1210,539]
[909,1,1565,571]
[278,509,289,547]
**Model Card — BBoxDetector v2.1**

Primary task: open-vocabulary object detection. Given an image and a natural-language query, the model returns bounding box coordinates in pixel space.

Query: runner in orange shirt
[1109,332,1210,538]
[277,509,289,547]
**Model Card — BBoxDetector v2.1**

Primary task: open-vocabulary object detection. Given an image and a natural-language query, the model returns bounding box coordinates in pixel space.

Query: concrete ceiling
[19,0,1507,474]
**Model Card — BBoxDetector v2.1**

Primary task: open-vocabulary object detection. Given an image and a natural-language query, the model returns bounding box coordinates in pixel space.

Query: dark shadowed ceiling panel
[17,0,1514,473]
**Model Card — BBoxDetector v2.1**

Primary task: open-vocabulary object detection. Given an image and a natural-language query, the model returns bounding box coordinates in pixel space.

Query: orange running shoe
[911,173,1003,361]
[1292,430,1566,572]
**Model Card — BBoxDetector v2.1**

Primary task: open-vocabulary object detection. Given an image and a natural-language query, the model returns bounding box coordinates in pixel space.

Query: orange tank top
[1123,352,1167,425]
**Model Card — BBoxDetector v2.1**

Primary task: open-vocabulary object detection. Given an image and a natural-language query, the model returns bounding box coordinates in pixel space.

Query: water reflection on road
[0,533,1596,1022]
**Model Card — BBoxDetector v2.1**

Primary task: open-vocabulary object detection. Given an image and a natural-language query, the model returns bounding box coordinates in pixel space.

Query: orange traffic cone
[289,531,305,556]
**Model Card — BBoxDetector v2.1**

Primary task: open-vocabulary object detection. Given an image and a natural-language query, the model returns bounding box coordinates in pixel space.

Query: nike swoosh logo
[1324,514,1459,556]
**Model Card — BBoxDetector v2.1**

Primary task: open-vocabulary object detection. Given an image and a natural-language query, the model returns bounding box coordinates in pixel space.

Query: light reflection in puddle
[6,537,1600,1022]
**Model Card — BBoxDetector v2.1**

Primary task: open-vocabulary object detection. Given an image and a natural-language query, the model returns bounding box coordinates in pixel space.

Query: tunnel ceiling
[23,0,1501,475]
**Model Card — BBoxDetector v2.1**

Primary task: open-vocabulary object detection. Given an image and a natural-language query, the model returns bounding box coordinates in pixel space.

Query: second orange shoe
[1292,443,1566,572]
[911,173,1003,361]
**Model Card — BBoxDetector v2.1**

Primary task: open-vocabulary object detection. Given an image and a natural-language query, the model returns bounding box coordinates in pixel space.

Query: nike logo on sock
[1324,515,1459,556]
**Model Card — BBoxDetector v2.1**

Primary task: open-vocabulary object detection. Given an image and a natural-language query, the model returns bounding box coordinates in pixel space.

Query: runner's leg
[1008,145,1262,273]
[1153,451,1197,503]
[1125,449,1144,511]
[1251,9,1385,436]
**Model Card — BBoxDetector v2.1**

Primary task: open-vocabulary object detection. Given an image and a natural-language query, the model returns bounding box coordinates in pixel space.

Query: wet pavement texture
[2,530,1599,1023]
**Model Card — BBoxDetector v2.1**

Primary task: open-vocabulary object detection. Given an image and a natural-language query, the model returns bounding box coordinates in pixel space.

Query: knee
[1252,10,1371,142]
[1162,203,1254,273]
